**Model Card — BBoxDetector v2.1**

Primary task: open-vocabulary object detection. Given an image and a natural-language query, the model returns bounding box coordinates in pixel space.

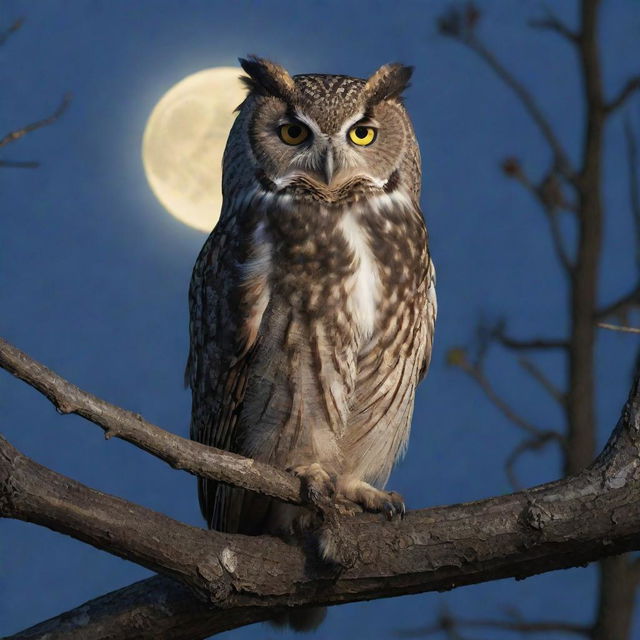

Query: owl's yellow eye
[348,125,377,146]
[279,123,309,145]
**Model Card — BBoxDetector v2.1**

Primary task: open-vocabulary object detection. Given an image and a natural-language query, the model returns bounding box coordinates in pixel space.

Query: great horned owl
[186,56,436,627]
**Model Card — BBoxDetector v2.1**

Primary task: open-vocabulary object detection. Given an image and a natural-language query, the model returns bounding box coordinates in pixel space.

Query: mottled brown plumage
[186,56,436,629]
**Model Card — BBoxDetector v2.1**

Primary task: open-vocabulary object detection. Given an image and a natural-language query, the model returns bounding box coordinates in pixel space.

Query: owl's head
[228,56,420,203]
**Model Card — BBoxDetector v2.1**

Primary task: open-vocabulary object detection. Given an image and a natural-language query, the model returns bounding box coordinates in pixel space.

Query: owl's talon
[383,501,396,520]
[292,463,336,507]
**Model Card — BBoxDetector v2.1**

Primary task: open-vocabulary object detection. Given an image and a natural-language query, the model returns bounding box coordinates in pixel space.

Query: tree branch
[448,347,561,439]
[596,283,640,321]
[438,9,574,180]
[501,159,576,272]
[517,357,566,405]
[528,14,578,45]
[398,606,590,638]
[604,75,640,115]
[4,365,640,638]
[0,337,303,506]
[492,323,569,352]
[0,159,40,169]
[0,17,24,47]
[0,94,72,149]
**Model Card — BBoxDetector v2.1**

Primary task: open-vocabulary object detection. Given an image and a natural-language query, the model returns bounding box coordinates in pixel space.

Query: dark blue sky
[2,1,640,638]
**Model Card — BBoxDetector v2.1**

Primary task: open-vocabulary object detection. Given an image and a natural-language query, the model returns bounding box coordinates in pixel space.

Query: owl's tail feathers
[270,606,327,632]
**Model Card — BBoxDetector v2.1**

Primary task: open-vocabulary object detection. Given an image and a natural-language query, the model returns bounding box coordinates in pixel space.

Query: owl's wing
[186,211,262,531]
[418,253,437,382]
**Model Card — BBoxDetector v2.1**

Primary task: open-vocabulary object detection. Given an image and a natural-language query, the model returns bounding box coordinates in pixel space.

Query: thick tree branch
[4,366,640,639]
[4,575,269,640]
[0,337,303,505]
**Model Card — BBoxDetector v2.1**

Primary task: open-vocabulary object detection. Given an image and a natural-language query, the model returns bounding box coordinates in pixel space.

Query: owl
[186,56,436,628]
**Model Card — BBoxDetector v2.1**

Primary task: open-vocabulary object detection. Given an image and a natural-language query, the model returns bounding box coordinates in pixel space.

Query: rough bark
[3,347,640,638]
[0,338,302,505]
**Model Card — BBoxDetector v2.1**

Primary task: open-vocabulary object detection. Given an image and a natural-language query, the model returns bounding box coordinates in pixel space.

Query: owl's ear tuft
[239,56,297,102]
[364,63,413,105]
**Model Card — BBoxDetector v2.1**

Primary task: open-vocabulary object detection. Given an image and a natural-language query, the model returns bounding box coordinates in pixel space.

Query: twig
[0,94,72,149]
[0,337,303,505]
[625,117,640,271]
[462,34,574,180]
[517,357,566,405]
[398,611,590,638]
[596,283,640,320]
[453,350,556,437]
[0,159,40,169]
[605,75,640,115]
[506,431,564,491]
[495,332,568,352]
[597,322,640,334]
[0,17,24,46]
[501,161,575,272]
[528,10,578,44]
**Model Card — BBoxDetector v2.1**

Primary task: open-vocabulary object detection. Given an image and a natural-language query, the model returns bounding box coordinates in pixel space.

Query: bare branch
[597,322,640,334]
[0,337,303,505]
[517,357,566,405]
[596,283,640,321]
[493,326,569,352]
[0,159,40,169]
[398,605,590,638]
[604,75,640,115]
[528,11,578,44]
[4,366,640,638]
[438,11,574,180]
[501,159,575,272]
[0,17,24,46]
[505,431,564,491]
[0,94,72,149]
[626,117,640,271]
[448,347,561,438]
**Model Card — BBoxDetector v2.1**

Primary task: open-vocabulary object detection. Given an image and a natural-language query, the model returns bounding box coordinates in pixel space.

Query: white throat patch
[338,209,381,342]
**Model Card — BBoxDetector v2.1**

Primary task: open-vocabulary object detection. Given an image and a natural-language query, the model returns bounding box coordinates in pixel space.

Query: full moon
[142,67,246,232]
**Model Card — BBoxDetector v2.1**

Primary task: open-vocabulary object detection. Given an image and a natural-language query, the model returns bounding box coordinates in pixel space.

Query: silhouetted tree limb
[3,341,640,639]
[0,17,23,47]
[437,1,640,637]
[397,605,590,638]
[528,12,578,45]
[0,94,72,149]
[438,6,574,181]
[604,75,640,115]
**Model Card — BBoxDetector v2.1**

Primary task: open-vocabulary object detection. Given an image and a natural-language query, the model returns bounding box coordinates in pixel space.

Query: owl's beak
[321,148,334,185]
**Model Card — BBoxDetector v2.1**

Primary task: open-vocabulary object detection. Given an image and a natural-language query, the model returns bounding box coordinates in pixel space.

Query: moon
[142,67,246,232]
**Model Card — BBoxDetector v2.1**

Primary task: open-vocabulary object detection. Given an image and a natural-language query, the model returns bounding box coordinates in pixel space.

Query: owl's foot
[337,476,405,520]
[291,463,335,506]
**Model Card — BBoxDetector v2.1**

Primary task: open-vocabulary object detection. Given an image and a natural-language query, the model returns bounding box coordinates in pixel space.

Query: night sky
[2,1,640,638]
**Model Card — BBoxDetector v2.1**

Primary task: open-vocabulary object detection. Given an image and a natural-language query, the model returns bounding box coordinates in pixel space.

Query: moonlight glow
[142,67,246,232]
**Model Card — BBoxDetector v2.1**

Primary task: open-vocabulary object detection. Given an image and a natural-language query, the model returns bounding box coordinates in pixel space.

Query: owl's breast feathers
[188,182,435,528]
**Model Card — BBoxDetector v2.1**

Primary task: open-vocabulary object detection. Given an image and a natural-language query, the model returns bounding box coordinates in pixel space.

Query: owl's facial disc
[270,113,387,194]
